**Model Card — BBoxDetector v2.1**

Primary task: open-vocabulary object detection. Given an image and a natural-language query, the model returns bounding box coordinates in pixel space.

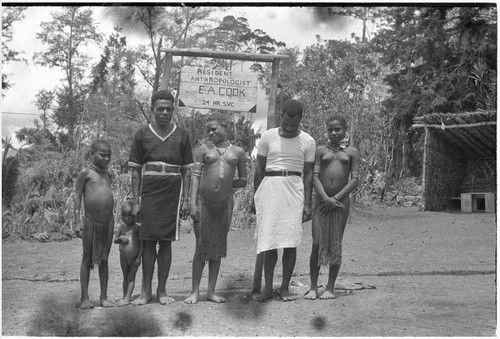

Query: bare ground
[2,205,497,336]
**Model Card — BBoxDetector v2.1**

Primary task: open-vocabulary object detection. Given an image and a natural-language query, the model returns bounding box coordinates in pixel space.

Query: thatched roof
[412,111,496,158]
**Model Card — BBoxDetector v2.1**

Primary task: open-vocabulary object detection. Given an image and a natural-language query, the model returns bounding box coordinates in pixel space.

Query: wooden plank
[422,127,429,210]
[411,121,496,129]
[484,193,496,213]
[267,59,280,130]
[461,193,473,213]
[161,48,289,62]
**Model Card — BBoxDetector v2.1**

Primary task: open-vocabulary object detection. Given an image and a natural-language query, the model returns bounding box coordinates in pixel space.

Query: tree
[371,6,497,178]
[34,89,55,132]
[2,6,27,93]
[105,6,217,94]
[33,6,103,148]
[86,27,143,159]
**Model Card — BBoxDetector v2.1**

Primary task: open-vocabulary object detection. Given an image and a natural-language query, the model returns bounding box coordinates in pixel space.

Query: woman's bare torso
[319,146,352,197]
[83,170,114,222]
[199,146,238,202]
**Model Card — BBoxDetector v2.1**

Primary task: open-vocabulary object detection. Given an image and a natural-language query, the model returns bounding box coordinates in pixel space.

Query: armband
[191,171,202,177]
[193,162,203,171]
[313,165,321,174]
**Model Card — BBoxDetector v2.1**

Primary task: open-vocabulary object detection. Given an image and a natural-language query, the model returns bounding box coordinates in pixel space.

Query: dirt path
[2,206,496,336]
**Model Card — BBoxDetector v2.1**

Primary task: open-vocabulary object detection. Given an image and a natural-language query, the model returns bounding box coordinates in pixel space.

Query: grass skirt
[199,195,233,262]
[314,200,344,266]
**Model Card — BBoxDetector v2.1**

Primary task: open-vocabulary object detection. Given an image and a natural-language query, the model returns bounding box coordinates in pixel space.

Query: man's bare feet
[157,291,175,305]
[319,290,335,299]
[279,287,297,302]
[79,300,93,309]
[207,293,225,303]
[117,298,131,306]
[184,292,199,304]
[304,289,318,300]
[100,298,115,307]
[132,294,151,305]
[252,289,273,302]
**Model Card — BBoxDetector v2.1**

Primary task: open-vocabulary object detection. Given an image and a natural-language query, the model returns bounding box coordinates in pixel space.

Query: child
[114,200,143,306]
[184,113,247,304]
[74,139,115,309]
[304,115,359,300]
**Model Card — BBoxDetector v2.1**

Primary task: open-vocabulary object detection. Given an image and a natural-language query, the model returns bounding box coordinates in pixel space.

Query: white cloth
[254,128,316,253]
[254,176,304,253]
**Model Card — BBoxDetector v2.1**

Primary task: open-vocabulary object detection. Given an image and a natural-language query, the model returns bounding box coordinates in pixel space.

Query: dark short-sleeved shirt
[128,124,193,170]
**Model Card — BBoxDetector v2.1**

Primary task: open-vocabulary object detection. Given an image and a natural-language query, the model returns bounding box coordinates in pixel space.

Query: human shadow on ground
[27,293,80,336]
[220,274,268,320]
[27,293,165,336]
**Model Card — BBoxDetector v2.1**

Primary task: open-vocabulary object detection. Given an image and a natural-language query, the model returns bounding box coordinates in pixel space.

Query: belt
[144,163,181,174]
[265,170,302,177]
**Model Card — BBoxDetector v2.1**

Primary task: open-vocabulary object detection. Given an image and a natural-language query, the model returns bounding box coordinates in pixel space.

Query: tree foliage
[33,6,103,148]
[371,6,497,177]
[2,6,27,93]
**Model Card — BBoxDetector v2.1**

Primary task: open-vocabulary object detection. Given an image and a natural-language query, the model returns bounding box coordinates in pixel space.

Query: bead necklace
[214,142,232,179]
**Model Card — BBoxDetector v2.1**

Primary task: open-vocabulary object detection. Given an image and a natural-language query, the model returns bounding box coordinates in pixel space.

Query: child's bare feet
[117,298,131,306]
[319,290,335,299]
[207,293,225,303]
[132,293,151,305]
[279,287,297,302]
[252,288,273,302]
[100,298,115,307]
[184,292,199,304]
[157,291,175,305]
[304,289,318,300]
[79,299,93,309]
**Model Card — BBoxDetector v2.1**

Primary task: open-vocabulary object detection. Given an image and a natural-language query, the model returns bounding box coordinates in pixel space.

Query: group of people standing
[73,89,359,309]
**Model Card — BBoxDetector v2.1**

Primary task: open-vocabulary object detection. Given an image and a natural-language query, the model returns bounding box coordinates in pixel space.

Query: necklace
[89,164,107,175]
[326,142,342,153]
[214,142,231,179]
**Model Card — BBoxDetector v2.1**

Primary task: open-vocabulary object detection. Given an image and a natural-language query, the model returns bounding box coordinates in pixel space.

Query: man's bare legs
[157,240,174,304]
[133,240,156,305]
[98,260,114,307]
[184,246,205,304]
[280,247,297,301]
[252,252,264,295]
[253,249,277,302]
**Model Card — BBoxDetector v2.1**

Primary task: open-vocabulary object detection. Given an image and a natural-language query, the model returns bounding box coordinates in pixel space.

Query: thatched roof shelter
[412,111,496,211]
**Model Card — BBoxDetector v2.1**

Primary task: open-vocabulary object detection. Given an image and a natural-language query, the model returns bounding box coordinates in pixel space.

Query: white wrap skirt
[254,176,304,253]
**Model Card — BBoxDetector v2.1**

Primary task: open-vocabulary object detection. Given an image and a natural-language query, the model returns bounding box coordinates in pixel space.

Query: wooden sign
[179,66,258,112]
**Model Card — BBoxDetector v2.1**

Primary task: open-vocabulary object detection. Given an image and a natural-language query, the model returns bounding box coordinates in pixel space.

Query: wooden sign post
[159,48,288,130]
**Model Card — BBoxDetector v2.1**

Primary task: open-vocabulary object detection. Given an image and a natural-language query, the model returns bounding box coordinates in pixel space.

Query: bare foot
[100,298,115,307]
[79,300,93,309]
[132,294,151,306]
[207,293,226,303]
[319,290,335,299]
[279,287,297,302]
[252,289,273,302]
[158,291,175,305]
[184,292,199,304]
[117,299,131,307]
[304,289,318,300]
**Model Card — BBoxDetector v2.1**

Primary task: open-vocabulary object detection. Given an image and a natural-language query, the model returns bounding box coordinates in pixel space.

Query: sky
[2,4,364,147]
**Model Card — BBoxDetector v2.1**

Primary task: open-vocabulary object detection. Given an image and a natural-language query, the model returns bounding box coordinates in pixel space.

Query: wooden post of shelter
[159,48,288,131]
[267,59,280,130]
[160,52,173,91]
